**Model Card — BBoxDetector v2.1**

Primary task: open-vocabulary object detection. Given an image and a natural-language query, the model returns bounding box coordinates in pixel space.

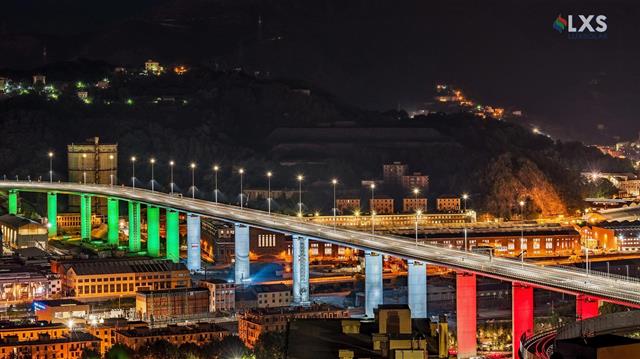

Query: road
[4,181,640,308]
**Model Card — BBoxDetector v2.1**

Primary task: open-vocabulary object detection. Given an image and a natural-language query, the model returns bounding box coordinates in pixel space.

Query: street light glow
[239,168,244,174]
[150,158,155,164]
[297,174,303,181]
[413,188,419,195]
[48,152,53,158]
[213,165,219,171]
[131,156,136,162]
[267,171,272,177]
[463,193,469,200]
[332,178,338,185]
[190,162,196,169]
[370,183,375,189]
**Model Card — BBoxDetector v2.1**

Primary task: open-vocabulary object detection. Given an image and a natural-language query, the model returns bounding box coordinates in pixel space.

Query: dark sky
[2,0,640,143]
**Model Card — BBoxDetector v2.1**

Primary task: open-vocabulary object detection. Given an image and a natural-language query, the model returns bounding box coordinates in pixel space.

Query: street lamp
[109,155,115,186]
[130,156,136,189]
[239,168,245,210]
[332,178,338,231]
[370,183,375,236]
[213,165,219,203]
[190,163,196,199]
[47,152,54,183]
[297,175,303,217]
[415,209,422,245]
[462,193,469,212]
[413,188,420,211]
[150,158,156,192]
[81,153,87,184]
[267,171,273,215]
[169,161,175,194]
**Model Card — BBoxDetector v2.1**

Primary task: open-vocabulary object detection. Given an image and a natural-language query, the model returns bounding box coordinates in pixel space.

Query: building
[424,226,580,257]
[144,60,164,75]
[33,299,90,324]
[0,265,53,305]
[383,162,408,185]
[52,258,191,299]
[136,287,210,323]
[287,305,439,359]
[56,212,104,232]
[306,212,475,231]
[436,196,461,212]
[0,322,100,359]
[87,318,147,355]
[583,221,640,252]
[401,172,429,191]
[402,198,427,213]
[0,214,47,253]
[201,220,235,264]
[251,228,291,260]
[238,304,350,348]
[244,189,298,201]
[67,137,118,214]
[370,198,394,215]
[198,279,235,312]
[336,199,361,214]
[236,284,292,310]
[115,323,228,351]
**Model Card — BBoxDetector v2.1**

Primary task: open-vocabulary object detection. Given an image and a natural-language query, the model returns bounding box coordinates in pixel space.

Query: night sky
[3,0,640,143]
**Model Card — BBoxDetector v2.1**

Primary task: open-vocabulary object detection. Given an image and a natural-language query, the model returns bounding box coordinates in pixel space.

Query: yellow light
[169,160,175,166]
[332,178,338,185]
[150,158,155,164]
[370,183,375,189]
[131,156,136,162]
[519,200,525,207]
[48,152,53,158]
[109,155,114,160]
[413,188,419,195]
[416,209,422,216]
[213,165,219,171]
[267,171,272,177]
[190,163,196,169]
[239,168,244,174]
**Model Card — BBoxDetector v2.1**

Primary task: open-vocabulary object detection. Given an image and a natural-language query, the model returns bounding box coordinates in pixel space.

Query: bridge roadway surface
[4,181,640,308]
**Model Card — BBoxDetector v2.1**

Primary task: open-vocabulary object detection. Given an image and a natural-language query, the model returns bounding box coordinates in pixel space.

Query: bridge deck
[3,181,640,307]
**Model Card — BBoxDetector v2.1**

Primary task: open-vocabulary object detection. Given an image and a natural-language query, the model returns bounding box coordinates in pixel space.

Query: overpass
[3,181,640,358]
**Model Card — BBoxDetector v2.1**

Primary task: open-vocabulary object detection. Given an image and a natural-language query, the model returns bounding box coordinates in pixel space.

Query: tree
[80,348,101,359]
[254,332,286,359]
[105,344,133,359]
[218,335,251,359]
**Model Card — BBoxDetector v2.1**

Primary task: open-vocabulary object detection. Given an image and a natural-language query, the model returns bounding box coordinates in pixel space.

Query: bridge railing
[552,264,640,283]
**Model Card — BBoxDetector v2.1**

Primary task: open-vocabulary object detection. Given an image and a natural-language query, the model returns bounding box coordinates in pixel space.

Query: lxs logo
[553,14,608,39]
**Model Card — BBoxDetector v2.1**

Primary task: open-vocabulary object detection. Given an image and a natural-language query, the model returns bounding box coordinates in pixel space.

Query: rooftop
[137,287,208,295]
[116,323,228,338]
[0,214,42,229]
[58,257,188,275]
[34,299,86,307]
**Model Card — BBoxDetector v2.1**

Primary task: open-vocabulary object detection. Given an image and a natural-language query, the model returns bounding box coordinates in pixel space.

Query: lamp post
[131,156,136,189]
[190,163,196,199]
[267,171,272,215]
[48,152,54,183]
[413,187,420,211]
[150,158,156,192]
[169,161,175,194]
[370,183,375,236]
[109,155,114,186]
[463,193,469,251]
[519,200,525,266]
[297,175,303,217]
[82,154,87,184]
[213,165,219,203]
[239,168,245,210]
[462,193,469,212]
[332,178,338,231]
[415,209,422,245]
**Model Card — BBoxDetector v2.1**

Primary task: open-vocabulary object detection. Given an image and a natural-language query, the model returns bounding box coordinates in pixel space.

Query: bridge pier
[107,198,119,246]
[7,190,17,215]
[292,235,310,305]
[512,282,534,359]
[456,271,477,359]
[187,214,201,271]
[128,201,141,252]
[166,210,180,263]
[147,206,160,257]
[365,251,383,317]
[234,223,250,285]
[80,194,92,240]
[407,260,427,318]
[576,294,600,320]
[47,192,57,237]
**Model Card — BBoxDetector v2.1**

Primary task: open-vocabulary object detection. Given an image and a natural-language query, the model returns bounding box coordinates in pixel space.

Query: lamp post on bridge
[297,174,303,217]
[150,158,156,192]
[415,209,422,245]
[130,156,136,189]
[332,178,338,231]
[48,152,54,183]
[190,163,196,199]
[370,183,375,236]
[82,154,87,184]
[519,200,525,266]
[239,168,245,210]
[463,193,469,212]
[213,165,219,203]
[267,171,272,215]
[169,161,175,194]
[109,155,114,186]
